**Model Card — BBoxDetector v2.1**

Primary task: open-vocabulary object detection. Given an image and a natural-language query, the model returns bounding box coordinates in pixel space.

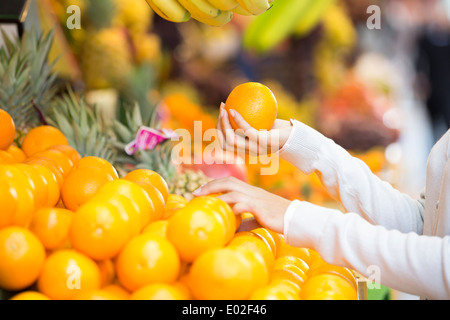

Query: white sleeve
[284,200,450,300]
[278,119,424,233]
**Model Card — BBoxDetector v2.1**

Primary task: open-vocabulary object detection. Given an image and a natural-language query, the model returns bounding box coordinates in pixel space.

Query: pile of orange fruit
[0,109,358,300]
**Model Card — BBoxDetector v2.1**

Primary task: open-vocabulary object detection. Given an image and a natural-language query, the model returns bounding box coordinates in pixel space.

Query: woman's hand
[193,176,292,234]
[217,103,293,157]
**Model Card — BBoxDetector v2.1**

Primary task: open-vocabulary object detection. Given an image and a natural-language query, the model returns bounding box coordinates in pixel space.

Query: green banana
[193,10,234,26]
[145,0,190,23]
[237,0,270,15]
[206,0,239,11]
[178,0,221,19]
[293,0,336,36]
[243,0,317,53]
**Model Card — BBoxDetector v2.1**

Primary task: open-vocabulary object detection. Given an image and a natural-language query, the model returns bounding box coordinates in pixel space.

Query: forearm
[284,201,450,300]
[279,119,424,233]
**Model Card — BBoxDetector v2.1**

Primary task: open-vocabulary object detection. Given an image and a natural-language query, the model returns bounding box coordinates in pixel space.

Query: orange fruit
[21,125,69,157]
[124,169,169,202]
[166,202,229,263]
[9,291,51,300]
[308,263,357,290]
[163,194,188,219]
[89,193,142,238]
[276,239,314,266]
[61,166,115,211]
[188,196,236,242]
[73,289,124,300]
[6,145,26,163]
[102,284,130,300]
[249,283,300,300]
[229,246,270,291]
[304,292,349,300]
[165,194,188,210]
[0,227,46,291]
[115,233,180,292]
[129,283,190,300]
[142,220,169,238]
[251,227,281,257]
[0,165,35,228]
[25,156,65,188]
[0,150,17,164]
[75,156,119,179]
[31,149,74,178]
[273,255,310,276]
[224,82,278,131]
[134,181,165,223]
[300,273,358,300]
[14,163,49,210]
[29,208,74,251]
[46,145,81,165]
[189,247,254,300]
[37,249,101,300]
[96,259,116,287]
[269,278,301,296]
[270,267,307,289]
[0,179,18,229]
[0,109,15,150]
[95,179,155,231]
[228,231,275,269]
[69,202,131,261]
[28,163,61,208]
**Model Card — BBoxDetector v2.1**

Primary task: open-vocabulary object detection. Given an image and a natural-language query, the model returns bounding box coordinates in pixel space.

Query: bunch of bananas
[145,0,274,27]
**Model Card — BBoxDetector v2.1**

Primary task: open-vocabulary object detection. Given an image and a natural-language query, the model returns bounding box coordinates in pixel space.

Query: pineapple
[111,100,211,197]
[113,0,153,36]
[170,169,212,201]
[0,29,57,132]
[47,87,117,163]
[80,27,133,90]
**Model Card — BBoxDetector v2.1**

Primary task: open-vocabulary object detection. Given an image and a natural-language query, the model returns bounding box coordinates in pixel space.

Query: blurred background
[2,0,449,300]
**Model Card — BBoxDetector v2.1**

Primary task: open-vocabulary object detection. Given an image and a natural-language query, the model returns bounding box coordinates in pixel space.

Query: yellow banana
[206,0,239,11]
[237,0,270,15]
[178,0,221,19]
[232,3,253,15]
[145,0,190,23]
[193,10,233,26]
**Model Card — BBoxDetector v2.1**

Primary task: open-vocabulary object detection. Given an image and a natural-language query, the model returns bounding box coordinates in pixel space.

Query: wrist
[279,124,293,150]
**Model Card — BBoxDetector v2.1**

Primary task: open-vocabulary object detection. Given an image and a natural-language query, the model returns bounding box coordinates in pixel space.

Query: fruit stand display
[0,0,402,301]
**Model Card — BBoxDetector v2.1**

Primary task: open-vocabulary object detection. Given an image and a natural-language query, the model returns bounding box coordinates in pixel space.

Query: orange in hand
[224,82,278,131]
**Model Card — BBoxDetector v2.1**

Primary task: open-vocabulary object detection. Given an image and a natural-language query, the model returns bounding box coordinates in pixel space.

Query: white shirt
[279,120,450,300]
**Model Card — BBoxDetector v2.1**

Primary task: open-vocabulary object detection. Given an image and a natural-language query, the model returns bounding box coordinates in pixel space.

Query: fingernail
[192,187,201,195]
[220,102,225,108]
[229,109,236,117]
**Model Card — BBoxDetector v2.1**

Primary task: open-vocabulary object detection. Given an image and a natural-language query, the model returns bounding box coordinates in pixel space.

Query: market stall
[1,0,445,301]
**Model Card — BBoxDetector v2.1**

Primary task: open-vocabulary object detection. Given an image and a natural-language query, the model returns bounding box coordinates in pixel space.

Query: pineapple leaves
[0,28,57,127]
